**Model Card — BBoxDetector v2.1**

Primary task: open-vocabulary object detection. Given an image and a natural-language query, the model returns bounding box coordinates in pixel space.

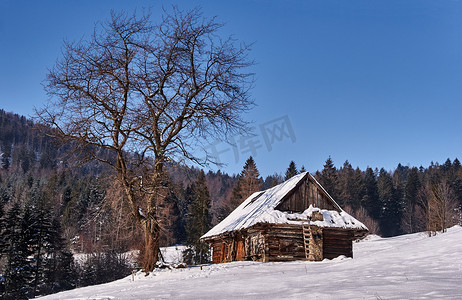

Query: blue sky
[1,0,461,177]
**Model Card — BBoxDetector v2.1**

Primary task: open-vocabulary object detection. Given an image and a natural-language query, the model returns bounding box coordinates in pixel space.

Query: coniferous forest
[0,109,461,298]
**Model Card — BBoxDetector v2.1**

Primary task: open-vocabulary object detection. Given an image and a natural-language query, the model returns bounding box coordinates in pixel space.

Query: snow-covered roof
[202,172,367,240]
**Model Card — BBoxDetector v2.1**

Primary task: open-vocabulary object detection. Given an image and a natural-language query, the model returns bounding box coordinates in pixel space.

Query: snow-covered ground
[38,226,462,299]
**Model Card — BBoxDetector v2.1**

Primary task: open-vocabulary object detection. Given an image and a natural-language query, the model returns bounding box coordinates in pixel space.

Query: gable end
[275,174,341,213]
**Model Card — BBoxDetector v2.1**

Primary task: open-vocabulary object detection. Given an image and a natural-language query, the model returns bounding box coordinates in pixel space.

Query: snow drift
[38,226,462,299]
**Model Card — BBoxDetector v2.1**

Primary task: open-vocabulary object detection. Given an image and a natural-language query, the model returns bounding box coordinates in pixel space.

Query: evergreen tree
[447,158,462,206]
[362,167,380,222]
[338,160,355,208]
[184,170,212,264]
[262,173,283,190]
[316,156,339,202]
[227,156,262,213]
[299,165,306,173]
[453,158,461,170]
[3,202,33,299]
[442,158,452,172]
[52,250,78,292]
[238,156,263,200]
[0,200,5,260]
[351,167,365,210]
[284,161,298,180]
[377,168,402,237]
[34,212,71,296]
[402,167,422,233]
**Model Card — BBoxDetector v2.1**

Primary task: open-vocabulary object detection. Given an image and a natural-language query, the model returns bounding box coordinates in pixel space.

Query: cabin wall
[211,240,226,263]
[263,224,306,262]
[209,226,354,264]
[276,176,338,212]
[323,229,353,259]
[244,229,265,261]
[210,235,246,264]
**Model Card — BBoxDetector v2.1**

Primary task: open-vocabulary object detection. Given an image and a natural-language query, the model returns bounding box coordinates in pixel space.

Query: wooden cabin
[201,172,368,263]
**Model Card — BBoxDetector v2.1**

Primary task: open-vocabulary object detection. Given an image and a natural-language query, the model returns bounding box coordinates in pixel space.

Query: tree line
[1,108,461,297]
[314,156,461,236]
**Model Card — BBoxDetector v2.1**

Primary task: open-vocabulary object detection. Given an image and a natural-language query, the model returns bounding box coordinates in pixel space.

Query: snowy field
[38,226,462,300]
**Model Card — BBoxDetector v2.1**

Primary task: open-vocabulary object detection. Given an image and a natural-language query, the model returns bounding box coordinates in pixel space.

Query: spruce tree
[402,167,422,233]
[184,170,212,264]
[0,200,5,260]
[228,156,262,213]
[351,167,365,210]
[362,167,380,221]
[35,212,68,296]
[262,173,283,190]
[238,156,263,200]
[377,168,402,237]
[338,160,355,208]
[3,202,33,299]
[285,161,298,180]
[316,156,339,201]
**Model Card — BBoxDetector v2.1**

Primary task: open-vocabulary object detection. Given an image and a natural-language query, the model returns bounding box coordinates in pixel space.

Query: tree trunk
[142,157,165,273]
[143,214,160,273]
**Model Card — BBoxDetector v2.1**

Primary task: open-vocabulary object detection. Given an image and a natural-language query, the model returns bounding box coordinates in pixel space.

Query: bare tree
[36,8,254,272]
[419,182,459,235]
[401,202,427,234]
[344,205,380,236]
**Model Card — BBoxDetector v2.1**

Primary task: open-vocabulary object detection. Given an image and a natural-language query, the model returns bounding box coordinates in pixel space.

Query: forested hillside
[314,157,462,237]
[1,109,461,298]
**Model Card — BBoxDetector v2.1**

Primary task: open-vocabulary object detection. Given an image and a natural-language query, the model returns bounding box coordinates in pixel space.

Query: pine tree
[34,211,67,296]
[316,156,339,202]
[402,167,422,233]
[0,200,5,295]
[0,200,5,260]
[3,202,33,299]
[262,173,283,190]
[453,158,461,171]
[227,156,262,213]
[238,156,263,200]
[338,160,355,208]
[184,170,212,264]
[362,167,380,222]
[46,217,78,293]
[447,158,462,207]
[351,167,365,209]
[377,168,402,237]
[284,161,298,180]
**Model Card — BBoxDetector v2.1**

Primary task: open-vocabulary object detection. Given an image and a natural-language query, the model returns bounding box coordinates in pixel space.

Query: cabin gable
[275,174,339,213]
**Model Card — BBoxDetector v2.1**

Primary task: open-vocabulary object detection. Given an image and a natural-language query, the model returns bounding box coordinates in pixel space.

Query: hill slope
[38,226,462,299]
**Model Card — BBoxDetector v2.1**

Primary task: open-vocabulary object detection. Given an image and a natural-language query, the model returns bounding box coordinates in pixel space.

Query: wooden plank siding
[210,236,247,263]
[276,175,338,213]
[211,241,225,264]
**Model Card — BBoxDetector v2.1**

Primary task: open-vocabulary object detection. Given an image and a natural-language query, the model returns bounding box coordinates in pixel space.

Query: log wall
[209,226,355,263]
[263,224,307,262]
[210,235,246,263]
[323,228,353,259]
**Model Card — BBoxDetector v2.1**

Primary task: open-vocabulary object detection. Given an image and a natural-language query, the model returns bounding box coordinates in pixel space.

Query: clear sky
[1,0,461,177]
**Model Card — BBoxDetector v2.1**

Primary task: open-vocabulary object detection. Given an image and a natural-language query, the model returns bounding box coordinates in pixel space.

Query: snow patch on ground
[160,245,187,264]
[38,226,462,300]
